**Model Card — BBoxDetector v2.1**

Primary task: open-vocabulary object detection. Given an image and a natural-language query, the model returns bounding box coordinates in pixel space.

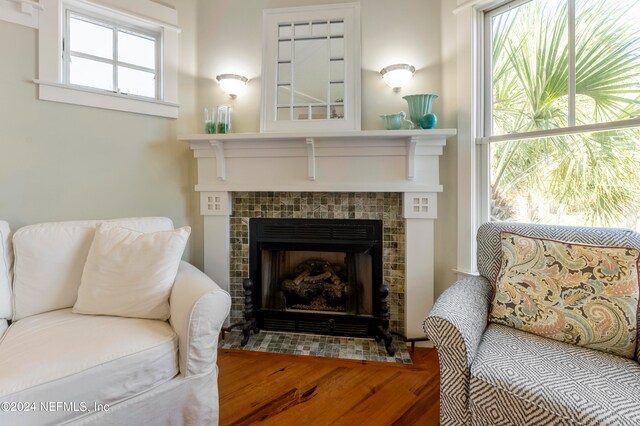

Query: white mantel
[181,129,455,191]
[180,129,456,340]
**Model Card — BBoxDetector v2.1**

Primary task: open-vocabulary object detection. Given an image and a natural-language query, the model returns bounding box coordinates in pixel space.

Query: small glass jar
[217,105,231,134]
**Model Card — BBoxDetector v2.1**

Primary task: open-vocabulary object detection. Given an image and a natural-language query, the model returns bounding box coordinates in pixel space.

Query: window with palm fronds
[485,0,640,230]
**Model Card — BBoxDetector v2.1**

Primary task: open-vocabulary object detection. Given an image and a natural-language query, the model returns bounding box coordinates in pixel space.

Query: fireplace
[182,131,453,345]
[238,218,394,354]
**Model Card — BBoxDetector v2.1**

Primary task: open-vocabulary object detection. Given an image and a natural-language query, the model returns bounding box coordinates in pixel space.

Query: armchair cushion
[477,223,640,284]
[477,222,640,362]
[12,217,174,320]
[470,323,640,426]
[490,232,639,359]
[0,309,178,425]
[73,224,190,320]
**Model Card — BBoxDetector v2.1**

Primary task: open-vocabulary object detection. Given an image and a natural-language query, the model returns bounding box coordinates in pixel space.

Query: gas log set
[281,259,348,311]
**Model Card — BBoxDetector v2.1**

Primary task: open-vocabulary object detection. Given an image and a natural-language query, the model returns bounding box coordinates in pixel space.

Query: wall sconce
[216,74,248,98]
[380,64,415,91]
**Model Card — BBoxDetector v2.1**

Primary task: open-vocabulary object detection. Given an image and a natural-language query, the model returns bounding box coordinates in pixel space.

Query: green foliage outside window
[490,0,640,229]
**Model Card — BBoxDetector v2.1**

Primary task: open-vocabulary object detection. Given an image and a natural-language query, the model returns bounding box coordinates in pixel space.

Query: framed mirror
[261,3,361,133]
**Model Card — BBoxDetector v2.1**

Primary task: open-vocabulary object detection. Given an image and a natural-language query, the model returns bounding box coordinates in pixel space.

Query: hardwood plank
[218,347,440,425]
[220,356,336,423]
[257,367,401,425]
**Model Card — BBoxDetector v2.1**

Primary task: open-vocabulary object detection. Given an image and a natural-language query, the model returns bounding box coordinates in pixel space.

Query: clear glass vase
[216,105,231,134]
[402,94,438,128]
[204,107,216,134]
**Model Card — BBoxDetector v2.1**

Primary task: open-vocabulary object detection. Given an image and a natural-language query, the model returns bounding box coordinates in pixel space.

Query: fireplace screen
[247,218,390,348]
[261,249,372,316]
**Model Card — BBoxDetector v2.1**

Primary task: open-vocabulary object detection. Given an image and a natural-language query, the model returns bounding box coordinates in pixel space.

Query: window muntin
[65,11,159,99]
[484,0,640,231]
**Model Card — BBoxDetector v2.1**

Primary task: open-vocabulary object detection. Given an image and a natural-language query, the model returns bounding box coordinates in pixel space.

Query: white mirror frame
[261,3,361,133]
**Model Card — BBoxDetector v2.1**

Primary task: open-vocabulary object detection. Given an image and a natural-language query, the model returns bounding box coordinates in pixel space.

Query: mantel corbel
[209,140,226,181]
[406,136,419,181]
[306,138,316,181]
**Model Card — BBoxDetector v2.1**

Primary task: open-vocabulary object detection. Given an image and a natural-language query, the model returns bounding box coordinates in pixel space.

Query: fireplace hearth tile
[219,330,412,364]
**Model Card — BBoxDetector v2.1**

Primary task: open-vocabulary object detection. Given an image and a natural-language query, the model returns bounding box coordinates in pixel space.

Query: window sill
[33,79,179,118]
[452,268,480,277]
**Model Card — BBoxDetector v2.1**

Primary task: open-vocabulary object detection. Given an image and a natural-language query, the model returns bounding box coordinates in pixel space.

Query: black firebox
[225,218,394,355]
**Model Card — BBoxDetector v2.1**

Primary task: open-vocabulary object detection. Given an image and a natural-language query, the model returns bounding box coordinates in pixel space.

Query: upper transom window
[64,11,160,99]
[36,0,179,118]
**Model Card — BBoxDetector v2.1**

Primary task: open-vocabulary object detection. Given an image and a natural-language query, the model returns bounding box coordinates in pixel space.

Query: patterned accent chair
[424,222,640,426]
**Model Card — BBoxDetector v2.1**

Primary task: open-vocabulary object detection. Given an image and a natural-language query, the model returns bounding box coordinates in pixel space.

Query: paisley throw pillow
[489,232,640,359]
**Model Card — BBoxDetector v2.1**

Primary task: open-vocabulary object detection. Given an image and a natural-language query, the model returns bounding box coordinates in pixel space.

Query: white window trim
[454,2,488,277]
[36,0,180,118]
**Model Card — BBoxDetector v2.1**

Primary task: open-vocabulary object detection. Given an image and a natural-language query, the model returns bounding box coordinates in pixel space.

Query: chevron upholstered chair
[424,222,640,426]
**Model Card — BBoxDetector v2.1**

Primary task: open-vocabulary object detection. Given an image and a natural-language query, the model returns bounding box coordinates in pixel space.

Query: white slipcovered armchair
[0,217,231,425]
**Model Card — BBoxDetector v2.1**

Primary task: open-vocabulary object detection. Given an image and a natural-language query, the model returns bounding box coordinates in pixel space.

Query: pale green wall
[0,0,460,295]
[0,0,204,267]
[435,0,460,297]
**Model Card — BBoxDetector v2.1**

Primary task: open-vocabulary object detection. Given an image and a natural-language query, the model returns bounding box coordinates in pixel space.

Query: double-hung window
[482,0,640,230]
[65,11,160,99]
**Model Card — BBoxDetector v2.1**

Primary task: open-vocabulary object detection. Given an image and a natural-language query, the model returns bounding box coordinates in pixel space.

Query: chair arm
[0,319,7,339]
[423,276,492,426]
[424,276,492,365]
[169,261,231,377]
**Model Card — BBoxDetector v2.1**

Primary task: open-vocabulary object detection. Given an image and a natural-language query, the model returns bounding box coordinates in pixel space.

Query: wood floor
[217,347,440,425]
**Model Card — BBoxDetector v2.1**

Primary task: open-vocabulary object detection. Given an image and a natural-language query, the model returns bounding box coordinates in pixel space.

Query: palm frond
[490,0,640,226]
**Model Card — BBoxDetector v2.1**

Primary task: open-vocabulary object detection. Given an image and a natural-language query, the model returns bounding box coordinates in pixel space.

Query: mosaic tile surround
[229,192,406,335]
[219,330,412,364]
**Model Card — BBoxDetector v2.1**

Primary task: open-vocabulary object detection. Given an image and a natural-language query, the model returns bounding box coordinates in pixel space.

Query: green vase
[402,94,438,128]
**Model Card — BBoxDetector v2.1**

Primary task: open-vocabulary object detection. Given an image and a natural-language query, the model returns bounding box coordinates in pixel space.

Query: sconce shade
[380,64,415,89]
[216,74,248,96]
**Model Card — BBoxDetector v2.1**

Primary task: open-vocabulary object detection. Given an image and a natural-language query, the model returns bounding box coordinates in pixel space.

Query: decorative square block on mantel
[180,129,456,340]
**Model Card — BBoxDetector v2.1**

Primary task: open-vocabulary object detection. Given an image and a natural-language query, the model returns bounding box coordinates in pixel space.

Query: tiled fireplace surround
[181,130,455,340]
[230,192,406,334]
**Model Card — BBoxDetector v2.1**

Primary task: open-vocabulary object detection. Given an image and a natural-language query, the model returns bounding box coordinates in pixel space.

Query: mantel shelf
[178,129,456,143]
[180,129,456,185]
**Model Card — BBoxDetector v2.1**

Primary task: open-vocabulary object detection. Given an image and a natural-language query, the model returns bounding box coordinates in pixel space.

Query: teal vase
[402,94,438,128]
